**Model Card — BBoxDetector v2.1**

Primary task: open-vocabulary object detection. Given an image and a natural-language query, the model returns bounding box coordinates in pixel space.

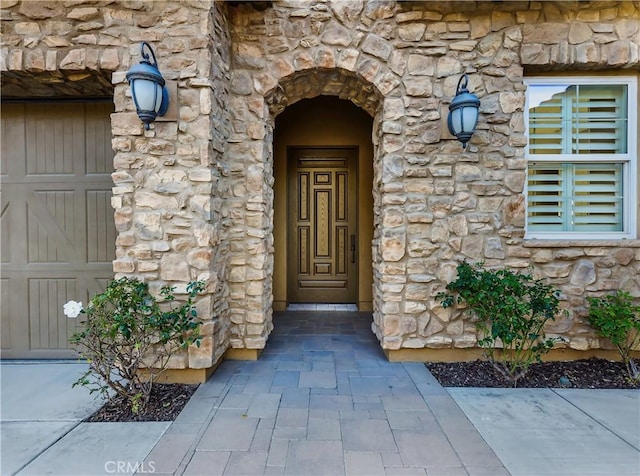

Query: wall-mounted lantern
[126,42,169,130]
[447,74,480,149]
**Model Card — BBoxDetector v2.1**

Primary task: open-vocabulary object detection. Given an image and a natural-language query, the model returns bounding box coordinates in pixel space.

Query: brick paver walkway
[145,311,508,475]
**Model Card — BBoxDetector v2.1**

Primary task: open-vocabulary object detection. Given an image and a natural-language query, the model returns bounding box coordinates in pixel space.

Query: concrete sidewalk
[1,312,638,475]
[0,362,170,476]
[449,388,639,476]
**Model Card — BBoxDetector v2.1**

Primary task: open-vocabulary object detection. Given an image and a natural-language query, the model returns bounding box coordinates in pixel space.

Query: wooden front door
[287,147,357,303]
[1,102,115,358]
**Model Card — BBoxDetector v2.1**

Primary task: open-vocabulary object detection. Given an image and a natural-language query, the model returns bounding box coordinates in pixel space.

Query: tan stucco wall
[272,96,374,310]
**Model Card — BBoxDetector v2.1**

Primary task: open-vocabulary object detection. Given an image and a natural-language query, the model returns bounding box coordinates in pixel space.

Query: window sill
[523,239,640,248]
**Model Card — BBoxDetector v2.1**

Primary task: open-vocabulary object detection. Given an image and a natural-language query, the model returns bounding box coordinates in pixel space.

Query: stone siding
[224,0,640,355]
[1,0,232,369]
[2,0,639,370]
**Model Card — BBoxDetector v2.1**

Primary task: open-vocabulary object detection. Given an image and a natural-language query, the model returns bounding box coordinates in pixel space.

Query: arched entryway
[272,96,374,311]
[225,64,390,352]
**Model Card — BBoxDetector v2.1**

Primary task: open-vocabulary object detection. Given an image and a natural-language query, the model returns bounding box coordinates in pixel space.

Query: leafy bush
[587,291,640,382]
[68,278,204,413]
[438,261,562,386]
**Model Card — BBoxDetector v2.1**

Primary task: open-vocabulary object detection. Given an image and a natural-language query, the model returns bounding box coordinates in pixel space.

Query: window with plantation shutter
[525,77,637,239]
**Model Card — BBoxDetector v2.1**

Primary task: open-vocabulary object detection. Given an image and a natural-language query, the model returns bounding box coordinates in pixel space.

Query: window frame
[524,76,638,240]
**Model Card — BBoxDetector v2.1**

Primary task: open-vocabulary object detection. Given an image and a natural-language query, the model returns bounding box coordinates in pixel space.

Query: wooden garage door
[1,102,115,359]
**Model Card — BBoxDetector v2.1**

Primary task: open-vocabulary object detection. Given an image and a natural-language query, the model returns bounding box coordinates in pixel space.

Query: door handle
[350,234,356,264]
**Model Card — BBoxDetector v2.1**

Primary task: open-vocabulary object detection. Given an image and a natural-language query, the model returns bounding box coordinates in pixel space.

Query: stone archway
[224,64,397,353]
[265,67,384,117]
[224,0,409,354]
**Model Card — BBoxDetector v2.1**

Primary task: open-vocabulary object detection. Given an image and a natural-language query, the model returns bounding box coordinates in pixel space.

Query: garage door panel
[27,191,79,264]
[0,275,29,355]
[28,275,112,352]
[0,147,6,175]
[1,104,26,177]
[1,278,11,350]
[87,190,116,263]
[26,105,85,176]
[1,200,12,265]
[85,103,115,174]
[28,278,80,350]
[1,102,115,359]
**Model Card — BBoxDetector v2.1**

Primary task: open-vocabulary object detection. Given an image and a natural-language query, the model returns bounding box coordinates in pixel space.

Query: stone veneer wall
[225,0,640,356]
[2,0,640,367]
[1,0,232,373]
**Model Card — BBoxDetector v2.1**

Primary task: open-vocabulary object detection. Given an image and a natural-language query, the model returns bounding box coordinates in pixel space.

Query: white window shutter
[528,164,623,232]
[527,166,566,230]
[573,85,627,154]
[528,93,566,155]
[529,85,627,156]
[572,164,623,231]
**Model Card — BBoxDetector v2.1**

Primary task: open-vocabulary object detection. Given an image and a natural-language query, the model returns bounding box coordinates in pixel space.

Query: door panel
[288,147,357,303]
[0,102,115,358]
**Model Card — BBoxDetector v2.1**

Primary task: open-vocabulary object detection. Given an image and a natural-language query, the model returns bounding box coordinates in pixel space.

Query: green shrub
[67,278,204,413]
[438,261,562,386]
[587,291,640,382]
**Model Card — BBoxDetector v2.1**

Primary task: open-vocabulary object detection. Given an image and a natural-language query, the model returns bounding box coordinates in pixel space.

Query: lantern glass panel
[450,108,462,134]
[461,106,479,133]
[132,78,161,112]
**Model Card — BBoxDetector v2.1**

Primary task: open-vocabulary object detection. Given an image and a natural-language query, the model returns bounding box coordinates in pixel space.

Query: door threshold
[286,303,358,312]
